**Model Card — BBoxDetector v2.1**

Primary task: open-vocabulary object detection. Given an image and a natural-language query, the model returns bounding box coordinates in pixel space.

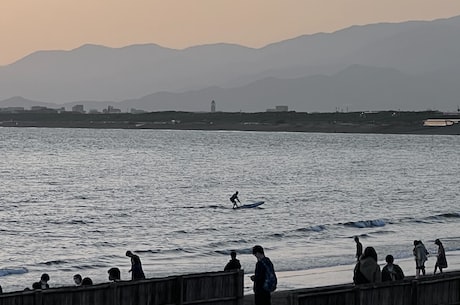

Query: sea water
[0,127,459,293]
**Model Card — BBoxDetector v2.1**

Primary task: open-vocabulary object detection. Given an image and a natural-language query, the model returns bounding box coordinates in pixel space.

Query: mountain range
[1,15,460,112]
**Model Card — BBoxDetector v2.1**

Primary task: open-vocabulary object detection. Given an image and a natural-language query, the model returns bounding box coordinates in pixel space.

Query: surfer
[230,191,241,209]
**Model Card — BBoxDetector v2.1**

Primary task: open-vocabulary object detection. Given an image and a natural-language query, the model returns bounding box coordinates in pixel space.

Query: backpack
[261,258,277,292]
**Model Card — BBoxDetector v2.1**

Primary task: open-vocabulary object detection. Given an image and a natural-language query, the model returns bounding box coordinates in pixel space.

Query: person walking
[434,239,448,274]
[250,245,277,305]
[126,250,146,280]
[413,240,428,278]
[224,250,241,271]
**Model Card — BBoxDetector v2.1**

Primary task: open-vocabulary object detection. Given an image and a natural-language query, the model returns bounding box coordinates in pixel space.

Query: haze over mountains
[1,15,460,113]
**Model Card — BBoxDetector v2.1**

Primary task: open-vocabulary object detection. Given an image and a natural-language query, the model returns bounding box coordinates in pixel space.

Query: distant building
[211,100,216,112]
[72,105,85,113]
[0,107,24,113]
[103,105,121,114]
[30,106,58,113]
[88,109,100,114]
[266,105,289,112]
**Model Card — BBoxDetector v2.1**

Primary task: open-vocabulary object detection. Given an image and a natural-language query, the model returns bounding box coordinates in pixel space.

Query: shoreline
[1,110,460,135]
[2,120,460,135]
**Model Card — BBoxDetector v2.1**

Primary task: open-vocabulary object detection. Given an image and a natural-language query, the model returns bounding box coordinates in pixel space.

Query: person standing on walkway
[413,240,428,278]
[250,245,277,305]
[382,255,405,281]
[434,239,447,274]
[108,267,121,282]
[354,236,363,261]
[126,250,146,280]
[224,250,241,271]
[73,274,83,286]
[353,246,381,284]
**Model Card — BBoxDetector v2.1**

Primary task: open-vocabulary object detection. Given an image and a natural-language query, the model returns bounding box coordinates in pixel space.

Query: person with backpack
[353,246,381,285]
[250,245,277,305]
[413,240,429,278]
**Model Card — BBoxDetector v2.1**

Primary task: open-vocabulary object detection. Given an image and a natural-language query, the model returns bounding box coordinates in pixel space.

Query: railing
[266,271,460,305]
[0,270,244,305]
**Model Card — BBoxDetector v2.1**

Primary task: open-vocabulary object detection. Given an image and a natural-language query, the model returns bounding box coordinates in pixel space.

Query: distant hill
[114,64,460,112]
[1,15,460,112]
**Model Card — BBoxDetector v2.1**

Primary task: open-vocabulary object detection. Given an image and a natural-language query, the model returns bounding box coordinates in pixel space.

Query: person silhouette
[230,191,241,209]
[126,250,146,280]
[108,267,121,282]
[354,236,363,261]
[434,239,447,274]
[413,240,428,278]
[224,251,241,271]
[353,247,381,284]
[81,277,93,286]
[382,255,404,281]
[33,273,50,289]
[250,245,277,305]
[73,274,83,286]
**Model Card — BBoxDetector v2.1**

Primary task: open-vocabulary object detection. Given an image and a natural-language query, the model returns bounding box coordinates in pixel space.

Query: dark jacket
[382,264,404,281]
[353,256,381,284]
[253,257,274,293]
[130,254,145,280]
[224,258,241,271]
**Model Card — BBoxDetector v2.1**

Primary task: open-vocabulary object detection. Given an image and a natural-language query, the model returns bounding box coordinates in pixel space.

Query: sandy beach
[243,250,460,294]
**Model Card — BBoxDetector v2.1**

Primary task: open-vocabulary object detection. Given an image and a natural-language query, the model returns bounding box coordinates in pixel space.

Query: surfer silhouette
[230,191,241,209]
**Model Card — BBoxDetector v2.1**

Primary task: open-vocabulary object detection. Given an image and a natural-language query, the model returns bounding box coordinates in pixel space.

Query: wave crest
[344,219,386,228]
[0,267,28,277]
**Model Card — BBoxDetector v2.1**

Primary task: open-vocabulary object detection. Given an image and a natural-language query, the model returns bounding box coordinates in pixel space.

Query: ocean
[0,127,459,293]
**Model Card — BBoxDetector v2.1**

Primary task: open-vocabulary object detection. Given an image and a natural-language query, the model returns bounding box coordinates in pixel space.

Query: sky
[2,0,460,66]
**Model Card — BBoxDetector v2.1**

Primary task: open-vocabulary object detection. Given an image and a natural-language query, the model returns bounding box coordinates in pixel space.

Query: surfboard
[235,201,265,209]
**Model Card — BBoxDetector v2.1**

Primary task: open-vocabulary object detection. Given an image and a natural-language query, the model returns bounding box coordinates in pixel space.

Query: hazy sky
[2,0,460,66]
